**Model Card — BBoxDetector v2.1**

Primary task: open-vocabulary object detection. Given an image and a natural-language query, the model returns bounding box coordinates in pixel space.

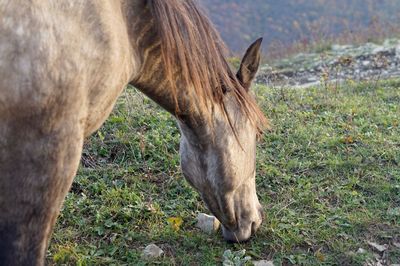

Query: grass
[48,80,400,265]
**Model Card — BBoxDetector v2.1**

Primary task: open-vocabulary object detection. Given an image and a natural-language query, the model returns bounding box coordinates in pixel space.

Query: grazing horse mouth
[201,189,264,242]
[221,220,261,243]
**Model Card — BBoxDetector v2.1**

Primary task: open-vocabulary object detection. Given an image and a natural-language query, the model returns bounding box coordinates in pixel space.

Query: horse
[0,0,268,264]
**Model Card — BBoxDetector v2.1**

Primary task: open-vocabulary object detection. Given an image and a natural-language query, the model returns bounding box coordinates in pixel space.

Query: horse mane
[147,0,268,133]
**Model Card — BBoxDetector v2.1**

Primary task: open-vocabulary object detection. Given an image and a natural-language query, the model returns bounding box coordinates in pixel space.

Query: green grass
[48,80,400,265]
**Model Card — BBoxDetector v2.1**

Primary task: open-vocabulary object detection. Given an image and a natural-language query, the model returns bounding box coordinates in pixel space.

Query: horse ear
[236,38,263,91]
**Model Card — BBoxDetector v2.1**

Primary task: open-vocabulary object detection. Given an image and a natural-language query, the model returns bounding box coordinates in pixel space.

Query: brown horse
[0,0,268,264]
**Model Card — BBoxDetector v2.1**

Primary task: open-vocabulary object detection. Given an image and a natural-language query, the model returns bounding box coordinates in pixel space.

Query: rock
[362,61,371,67]
[372,46,387,54]
[393,242,400,248]
[368,241,388,253]
[196,213,220,233]
[396,45,400,57]
[357,248,367,254]
[253,260,275,266]
[142,244,164,259]
[332,44,353,52]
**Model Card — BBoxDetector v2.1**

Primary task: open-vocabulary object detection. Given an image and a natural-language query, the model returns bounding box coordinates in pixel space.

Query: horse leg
[0,113,84,265]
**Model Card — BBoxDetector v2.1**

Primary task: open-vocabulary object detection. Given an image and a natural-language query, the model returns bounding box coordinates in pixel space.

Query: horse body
[1,1,138,263]
[1,1,141,132]
[0,1,267,264]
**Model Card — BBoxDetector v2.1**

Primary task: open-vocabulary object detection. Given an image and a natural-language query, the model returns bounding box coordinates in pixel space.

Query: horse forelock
[147,0,268,134]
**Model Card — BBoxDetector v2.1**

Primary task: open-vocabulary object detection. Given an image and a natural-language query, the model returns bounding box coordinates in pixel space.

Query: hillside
[200,0,400,54]
[257,39,400,88]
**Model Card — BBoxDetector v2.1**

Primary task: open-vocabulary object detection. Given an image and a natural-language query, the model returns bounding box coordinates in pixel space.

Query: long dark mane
[148,0,268,132]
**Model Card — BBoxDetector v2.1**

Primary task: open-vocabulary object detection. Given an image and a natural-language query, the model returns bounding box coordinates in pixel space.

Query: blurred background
[200,0,400,59]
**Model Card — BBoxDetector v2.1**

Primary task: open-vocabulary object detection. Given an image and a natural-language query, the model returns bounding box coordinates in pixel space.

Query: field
[48,80,400,265]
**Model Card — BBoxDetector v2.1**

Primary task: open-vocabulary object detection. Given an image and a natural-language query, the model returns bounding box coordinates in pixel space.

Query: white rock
[372,46,386,54]
[196,213,220,233]
[332,44,353,51]
[253,260,275,266]
[357,248,367,254]
[362,61,371,67]
[396,45,400,58]
[368,241,388,253]
[142,244,164,259]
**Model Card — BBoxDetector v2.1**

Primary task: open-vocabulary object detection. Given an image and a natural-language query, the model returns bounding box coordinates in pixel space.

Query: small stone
[196,213,220,233]
[393,242,400,248]
[372,47,386,54]
[357,248,367,254]
[368,241,388,253]
[362,60,371,67]
[142,244,164,259]
[253,260,275,266]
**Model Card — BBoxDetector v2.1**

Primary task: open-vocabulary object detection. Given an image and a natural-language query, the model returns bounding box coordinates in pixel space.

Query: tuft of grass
[48,81,400,265]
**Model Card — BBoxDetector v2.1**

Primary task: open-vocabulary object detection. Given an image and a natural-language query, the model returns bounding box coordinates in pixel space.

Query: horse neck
[131,48,178,114]
[129,12,193,117]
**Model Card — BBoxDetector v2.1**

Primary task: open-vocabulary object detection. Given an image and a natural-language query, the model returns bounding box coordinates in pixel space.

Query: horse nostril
[251,221,257,234]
